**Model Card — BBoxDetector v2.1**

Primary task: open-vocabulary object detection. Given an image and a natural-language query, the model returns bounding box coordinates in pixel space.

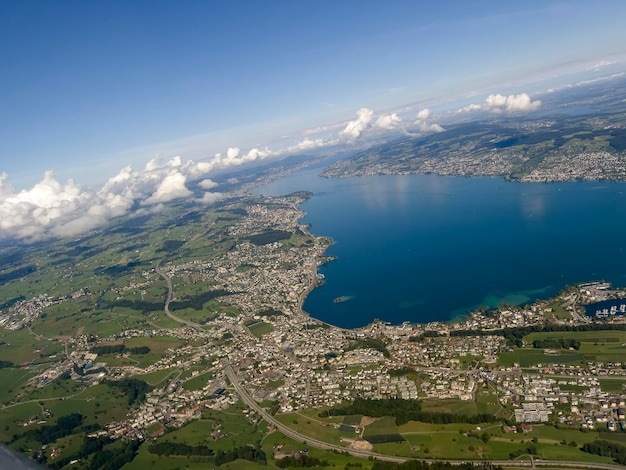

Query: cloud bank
[0,104,445,243]
[0,156,226,242]
[460,92,542,113]
[341,108,375,139]
[413,108,444,132]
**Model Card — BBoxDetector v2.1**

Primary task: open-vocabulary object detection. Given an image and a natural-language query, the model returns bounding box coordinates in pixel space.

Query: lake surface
[256,167,626,328]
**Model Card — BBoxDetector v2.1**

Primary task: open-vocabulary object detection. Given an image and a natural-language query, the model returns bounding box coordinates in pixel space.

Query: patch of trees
[105,378,151,405]
[320,398,421,425]
[170,289,232,311]
[148,441,214,456]
[157,240,185,252]
[465,430,491,443]
[508,444,537,458]
[0,295,25,309]
[492,131,560,149]
[371,461,503,470]
[90,344,125,355]
[0,265,36,284]
[89,439,141,470]
[276,453,326,468]
[18,413,83,445]
[94,262,141,277]
[258,308,284,317]
[610,128,626,152]
[364,434,405,444]
[582,440,626,465]
[108,289,234,313]
[64,245,100,258]
[104,298,162,314]
[214,445,266,466]
[246,230,292,246]
[44,435,113,469]
[217,207,248,216]
[346,338,390,358]
[0,360,16,368]
[90,345,151,355]
[320,398,497,426]
[388,367,415,377]
[306,323,330,329]
[409,331,445,342]
[173,211,203,227]
[532,338,580,350]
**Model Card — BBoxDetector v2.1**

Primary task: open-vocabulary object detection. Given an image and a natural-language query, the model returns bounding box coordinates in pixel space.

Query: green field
[246,320,275,338]
[500,330,626,367]
[275,412,346,444]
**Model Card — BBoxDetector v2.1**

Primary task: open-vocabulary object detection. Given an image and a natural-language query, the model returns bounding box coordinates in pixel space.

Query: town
[3,190,626,468]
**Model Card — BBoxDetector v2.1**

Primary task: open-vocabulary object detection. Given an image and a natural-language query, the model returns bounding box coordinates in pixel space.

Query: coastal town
[3,190,626,468]
[322,112,626,183]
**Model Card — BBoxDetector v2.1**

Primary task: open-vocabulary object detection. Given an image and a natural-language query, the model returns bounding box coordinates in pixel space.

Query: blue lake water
[256,168,626,328]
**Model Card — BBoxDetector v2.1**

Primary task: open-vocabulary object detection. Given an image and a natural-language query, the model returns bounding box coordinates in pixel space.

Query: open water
[256,166,626,328]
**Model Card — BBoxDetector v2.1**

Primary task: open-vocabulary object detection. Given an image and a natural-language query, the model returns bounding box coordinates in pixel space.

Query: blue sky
[2,1,626,188]
[1,1,626,242]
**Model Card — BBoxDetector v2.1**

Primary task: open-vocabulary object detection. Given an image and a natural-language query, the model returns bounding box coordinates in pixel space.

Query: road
[224,361,626,469]
[156,254,623,469]
[155,259,204,330]
[223,361,407,463]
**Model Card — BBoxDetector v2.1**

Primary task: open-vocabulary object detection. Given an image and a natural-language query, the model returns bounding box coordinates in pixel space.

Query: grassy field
[127,400,273,469]
[275,412,346,444]
[499,329,626,367]
[0,328,65,365]
[363,416,399,436]
[0,368,37,404]
[181,371,213,391]
[85,337,187,370]
[134,368,178,386]
[543,299,573,320]
[261,428,375,469]
[598,378,626,393]
[246,320,274,338]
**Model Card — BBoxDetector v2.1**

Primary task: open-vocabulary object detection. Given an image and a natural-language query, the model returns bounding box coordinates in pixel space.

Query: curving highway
[223,361,626,469]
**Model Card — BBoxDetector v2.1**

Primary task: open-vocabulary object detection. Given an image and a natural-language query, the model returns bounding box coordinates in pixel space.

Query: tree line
[371,461,503,470]
[532,338,580,350]
[345,338,391,358]
[148,442,266,466]
[105,378,151,406]
[91,344,151,355]
[582,440,626,465]
[450,323,626,347]
[320,398,498,426]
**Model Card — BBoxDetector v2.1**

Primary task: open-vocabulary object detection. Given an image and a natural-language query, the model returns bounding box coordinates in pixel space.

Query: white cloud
[287,138,326,152]
[144,172,192,205]
[211,146,274,169]
[375,113,402,130]
[588,60,613,72]
[0,156,206,242]
[416,108,431,120]
[0,172,93,241]
[459,103,483,112]
[198,192,224,204]
[0,172,14,199]
[341,107,374,139]
[199,178,218,189]
[413,108,444,133]
[460,93,541,113]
